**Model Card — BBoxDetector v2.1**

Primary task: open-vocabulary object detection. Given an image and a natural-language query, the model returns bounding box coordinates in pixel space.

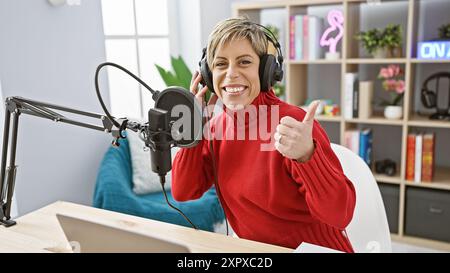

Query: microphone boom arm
[0,96,143,227]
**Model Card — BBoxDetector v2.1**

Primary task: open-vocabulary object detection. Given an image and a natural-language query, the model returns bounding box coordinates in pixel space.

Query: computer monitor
[56,214,191,253]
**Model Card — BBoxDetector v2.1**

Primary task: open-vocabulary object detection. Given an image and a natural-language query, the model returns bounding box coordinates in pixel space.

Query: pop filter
[154,87,203,148]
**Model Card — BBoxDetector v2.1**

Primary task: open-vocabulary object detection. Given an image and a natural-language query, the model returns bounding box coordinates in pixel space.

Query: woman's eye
[215,62,226,67]
[240,60,251,65]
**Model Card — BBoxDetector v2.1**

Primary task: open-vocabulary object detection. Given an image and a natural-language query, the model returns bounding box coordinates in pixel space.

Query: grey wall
[0,0,110,215]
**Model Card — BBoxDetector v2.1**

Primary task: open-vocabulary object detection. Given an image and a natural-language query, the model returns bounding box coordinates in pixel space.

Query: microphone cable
[94,62,198,230]
[160,175,198,229]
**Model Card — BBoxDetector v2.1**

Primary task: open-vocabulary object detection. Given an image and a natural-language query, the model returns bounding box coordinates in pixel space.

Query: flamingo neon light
[320,10,344,59]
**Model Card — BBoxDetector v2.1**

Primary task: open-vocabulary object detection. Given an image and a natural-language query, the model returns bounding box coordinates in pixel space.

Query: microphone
[147,87,203,230]
[147,86,203,177]
[147,108,172,176]
[94,62,202,229]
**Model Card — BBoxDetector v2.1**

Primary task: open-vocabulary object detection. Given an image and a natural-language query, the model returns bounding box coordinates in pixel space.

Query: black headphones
[198,22,284,93]
[421,72,450,108]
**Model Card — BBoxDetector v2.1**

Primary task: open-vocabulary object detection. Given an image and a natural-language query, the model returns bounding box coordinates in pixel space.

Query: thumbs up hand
[274,100,320,162]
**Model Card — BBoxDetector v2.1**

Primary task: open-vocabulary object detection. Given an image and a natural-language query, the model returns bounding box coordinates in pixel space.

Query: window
[101,0,171,119]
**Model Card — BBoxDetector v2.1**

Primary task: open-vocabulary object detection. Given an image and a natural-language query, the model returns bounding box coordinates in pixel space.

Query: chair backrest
[331,143,392,253]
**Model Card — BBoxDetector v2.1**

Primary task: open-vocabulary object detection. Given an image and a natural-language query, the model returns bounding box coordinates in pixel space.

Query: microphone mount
[0,62,200,229]
[0,96,147,227]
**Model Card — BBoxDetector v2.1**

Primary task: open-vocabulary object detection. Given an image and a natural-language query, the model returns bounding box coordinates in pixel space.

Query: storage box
[378,183,400,234]
[405,187,450,242]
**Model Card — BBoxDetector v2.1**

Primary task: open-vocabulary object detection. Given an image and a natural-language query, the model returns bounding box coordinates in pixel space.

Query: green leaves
[155,55,192,90]
[355,28,383,54]
[155,55,212,102]
[383,24,402,48]
[355,24,402,55]
[438,23,450,40]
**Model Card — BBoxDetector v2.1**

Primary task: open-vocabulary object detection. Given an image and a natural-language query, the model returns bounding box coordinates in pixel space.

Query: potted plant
[355,28,385,58]
[377,64,405,119]
[155,55,212,102]
[382,24,403,58]
[355,24,403,58]
[438,23,450,40]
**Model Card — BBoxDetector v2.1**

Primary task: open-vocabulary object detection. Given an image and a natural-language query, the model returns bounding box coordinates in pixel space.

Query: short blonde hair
[206,17,268,68]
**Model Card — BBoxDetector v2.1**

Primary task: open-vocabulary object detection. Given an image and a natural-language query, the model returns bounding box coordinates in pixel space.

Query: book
[405,133,416,181]
[414,133,423,183]
[358,81,373,119]
[344,73,358,119]
[421,132,435,182]
[344,130,354,153]
[307,16,323,60]
[294,15,303,60]
[302,16,309,60]
[289,16,295,60]
[352,86,359,119]
[359,128,373,166]
[344,130,360,155]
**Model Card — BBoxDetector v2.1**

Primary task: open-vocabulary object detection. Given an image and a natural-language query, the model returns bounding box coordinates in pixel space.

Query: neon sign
[418,41,450,60]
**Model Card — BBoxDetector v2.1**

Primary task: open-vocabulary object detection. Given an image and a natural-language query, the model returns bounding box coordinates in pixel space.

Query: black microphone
[147,87,203,230]
[147,87,203,177]
[147,108,172,176]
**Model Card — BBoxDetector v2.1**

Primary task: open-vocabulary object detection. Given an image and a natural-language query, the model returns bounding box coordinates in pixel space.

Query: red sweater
[172,90,356,252]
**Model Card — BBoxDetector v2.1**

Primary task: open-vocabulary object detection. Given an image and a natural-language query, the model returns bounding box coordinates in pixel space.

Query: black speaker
[199,22,284,93]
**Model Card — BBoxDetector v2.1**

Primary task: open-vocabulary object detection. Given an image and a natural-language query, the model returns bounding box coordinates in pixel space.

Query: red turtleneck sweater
[172,90,356,252]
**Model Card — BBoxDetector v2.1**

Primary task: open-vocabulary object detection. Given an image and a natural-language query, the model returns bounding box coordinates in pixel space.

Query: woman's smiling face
[212,38,261,110]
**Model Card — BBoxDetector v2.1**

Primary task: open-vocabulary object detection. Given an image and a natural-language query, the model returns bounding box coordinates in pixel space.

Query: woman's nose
[225,65,239,79]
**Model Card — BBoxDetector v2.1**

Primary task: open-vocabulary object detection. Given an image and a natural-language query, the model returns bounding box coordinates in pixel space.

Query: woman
[172,18,356,252]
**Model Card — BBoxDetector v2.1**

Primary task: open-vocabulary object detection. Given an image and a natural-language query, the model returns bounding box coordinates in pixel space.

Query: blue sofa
[93,138,224,232]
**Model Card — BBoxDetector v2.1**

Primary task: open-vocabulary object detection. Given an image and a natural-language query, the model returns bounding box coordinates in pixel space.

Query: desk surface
[0,201,293,253]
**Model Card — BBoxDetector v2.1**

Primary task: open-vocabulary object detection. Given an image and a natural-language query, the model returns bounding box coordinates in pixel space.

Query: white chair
[331,143,392,253]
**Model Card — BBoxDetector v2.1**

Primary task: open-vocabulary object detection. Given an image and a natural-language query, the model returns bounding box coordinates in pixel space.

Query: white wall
[176,0,247,72]
[0,0,110,215]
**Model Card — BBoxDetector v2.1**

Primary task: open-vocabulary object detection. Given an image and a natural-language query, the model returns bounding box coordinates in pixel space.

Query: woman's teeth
[224,86,246,93]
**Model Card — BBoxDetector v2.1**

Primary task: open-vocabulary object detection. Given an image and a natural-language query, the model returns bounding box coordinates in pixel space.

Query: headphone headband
[254,23,284,65]
[199,21,284,93]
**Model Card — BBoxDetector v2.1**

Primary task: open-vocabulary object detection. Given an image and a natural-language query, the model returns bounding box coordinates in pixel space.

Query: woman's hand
[190,71,210,106]
[274,100,320,162]
[190,71,218,115]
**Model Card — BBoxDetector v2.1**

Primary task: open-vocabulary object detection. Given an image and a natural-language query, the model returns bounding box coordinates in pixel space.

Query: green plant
[155,55,192,89]
[383,24,402,49]
[355,28,384,55]
[438,23,450,40]
[273,83,285,98]
[265,24,280,40]
[355,24,402,56]
[155,55,211,102]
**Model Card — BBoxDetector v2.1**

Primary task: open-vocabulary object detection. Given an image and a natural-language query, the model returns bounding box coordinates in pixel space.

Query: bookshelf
[233,0,450,251]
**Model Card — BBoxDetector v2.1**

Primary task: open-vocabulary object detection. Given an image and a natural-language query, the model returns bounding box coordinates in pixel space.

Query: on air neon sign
[418,41,450,60]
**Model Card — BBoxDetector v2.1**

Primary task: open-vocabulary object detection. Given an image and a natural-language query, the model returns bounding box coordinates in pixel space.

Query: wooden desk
[0,201,293,253]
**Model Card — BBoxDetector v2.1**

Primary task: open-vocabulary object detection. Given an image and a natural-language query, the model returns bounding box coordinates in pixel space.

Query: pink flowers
[379,65,401,79]
[378,64,405,105]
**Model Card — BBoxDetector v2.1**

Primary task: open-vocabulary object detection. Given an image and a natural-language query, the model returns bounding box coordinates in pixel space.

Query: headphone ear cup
[421,88,437,108]
[199,58,215,93]
[259,54,276,92]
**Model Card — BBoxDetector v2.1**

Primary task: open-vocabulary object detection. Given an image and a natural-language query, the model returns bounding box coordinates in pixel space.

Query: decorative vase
[372,48,388,58]
[384,105,403,119]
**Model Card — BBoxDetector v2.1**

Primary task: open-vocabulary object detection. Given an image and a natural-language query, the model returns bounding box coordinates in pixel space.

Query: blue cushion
[93,138,224,232]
